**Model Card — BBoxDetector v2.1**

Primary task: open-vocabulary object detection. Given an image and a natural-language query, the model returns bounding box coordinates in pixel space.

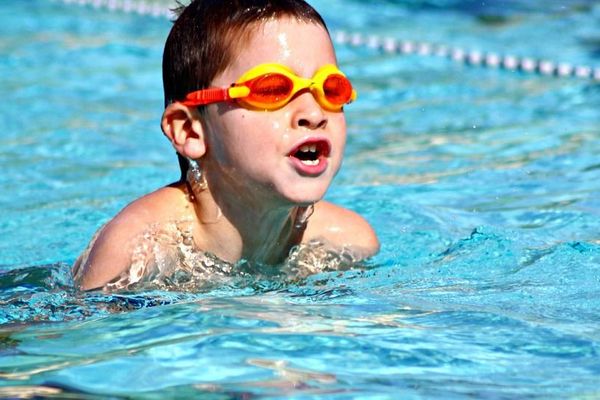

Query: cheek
[331,114,348,153]
[234,113,286,151]
[207,110,289,164]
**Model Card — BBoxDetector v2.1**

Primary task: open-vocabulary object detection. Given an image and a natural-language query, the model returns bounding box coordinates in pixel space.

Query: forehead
[216,18,337,84]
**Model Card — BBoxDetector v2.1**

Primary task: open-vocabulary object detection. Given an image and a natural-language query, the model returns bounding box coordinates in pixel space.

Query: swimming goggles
[180,63,357,112]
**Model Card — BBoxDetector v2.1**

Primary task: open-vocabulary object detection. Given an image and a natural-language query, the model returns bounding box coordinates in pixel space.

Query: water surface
[1,0,599,398]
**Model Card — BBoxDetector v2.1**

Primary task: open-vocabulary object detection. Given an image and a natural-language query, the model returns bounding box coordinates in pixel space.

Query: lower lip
[288,155,329,176]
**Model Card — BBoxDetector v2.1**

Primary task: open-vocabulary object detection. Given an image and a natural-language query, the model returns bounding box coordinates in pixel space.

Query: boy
[74,0,379,290]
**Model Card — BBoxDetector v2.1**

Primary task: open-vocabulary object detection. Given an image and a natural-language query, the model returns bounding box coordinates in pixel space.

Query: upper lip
[287,136,332,158]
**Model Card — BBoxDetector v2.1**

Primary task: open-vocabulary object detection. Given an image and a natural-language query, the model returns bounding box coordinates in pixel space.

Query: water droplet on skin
[278,32,291,58]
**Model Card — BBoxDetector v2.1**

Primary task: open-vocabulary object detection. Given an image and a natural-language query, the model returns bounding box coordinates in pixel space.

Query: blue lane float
[54,0,600,82]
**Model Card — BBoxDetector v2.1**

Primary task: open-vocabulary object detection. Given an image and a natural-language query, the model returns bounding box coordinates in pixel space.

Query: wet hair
[162,0,329,179]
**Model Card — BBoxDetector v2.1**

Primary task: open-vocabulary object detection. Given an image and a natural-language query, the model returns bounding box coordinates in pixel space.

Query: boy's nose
[291,92,328,130]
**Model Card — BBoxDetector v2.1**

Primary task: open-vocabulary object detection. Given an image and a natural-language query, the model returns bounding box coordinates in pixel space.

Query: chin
[278,181,330,206]
[269,162,340,205]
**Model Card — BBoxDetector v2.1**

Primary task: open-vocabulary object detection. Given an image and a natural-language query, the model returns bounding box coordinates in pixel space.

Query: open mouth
[289,140,331,166]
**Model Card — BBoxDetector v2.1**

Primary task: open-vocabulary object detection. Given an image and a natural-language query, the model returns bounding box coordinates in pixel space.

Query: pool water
[1,0,600,398]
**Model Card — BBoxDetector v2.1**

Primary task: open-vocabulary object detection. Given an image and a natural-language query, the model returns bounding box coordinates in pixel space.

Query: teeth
[299,144,318,153]
[300,159,319,166]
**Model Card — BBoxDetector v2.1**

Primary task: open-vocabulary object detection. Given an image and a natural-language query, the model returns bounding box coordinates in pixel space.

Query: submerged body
[74,4,378,291]
[73,183,376,290]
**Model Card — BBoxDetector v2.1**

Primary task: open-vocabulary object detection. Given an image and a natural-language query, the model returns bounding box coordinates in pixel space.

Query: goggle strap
[181,88,229,107]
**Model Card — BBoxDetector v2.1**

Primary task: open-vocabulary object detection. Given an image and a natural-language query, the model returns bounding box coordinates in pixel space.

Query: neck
[188,182,307,264]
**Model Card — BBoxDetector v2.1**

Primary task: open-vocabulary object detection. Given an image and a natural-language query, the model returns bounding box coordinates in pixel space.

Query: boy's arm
[74,211,147,290]
[74,185,188,290]
[73,188,174,290]
[305,200,380,259]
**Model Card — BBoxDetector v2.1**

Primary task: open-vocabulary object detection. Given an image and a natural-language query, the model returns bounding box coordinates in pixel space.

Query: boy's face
[202,18,347,207]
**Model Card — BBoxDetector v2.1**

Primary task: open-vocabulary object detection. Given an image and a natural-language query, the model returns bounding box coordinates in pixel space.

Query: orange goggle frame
[180,63,357,112]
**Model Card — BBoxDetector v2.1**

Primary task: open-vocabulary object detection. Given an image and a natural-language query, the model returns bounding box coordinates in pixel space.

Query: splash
[81,219,361,292]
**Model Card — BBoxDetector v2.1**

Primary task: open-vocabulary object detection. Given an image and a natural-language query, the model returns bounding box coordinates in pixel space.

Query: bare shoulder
[74,184,189,290]
[303,200,380,259]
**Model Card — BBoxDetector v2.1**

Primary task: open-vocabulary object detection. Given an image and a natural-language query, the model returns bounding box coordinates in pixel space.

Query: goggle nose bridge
[292,78,321,99]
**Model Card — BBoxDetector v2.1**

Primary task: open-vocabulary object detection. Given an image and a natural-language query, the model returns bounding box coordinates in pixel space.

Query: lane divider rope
[54,0,600,82]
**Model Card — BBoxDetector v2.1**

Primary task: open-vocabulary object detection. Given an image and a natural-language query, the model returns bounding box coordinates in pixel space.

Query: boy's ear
[160,102,206,159]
